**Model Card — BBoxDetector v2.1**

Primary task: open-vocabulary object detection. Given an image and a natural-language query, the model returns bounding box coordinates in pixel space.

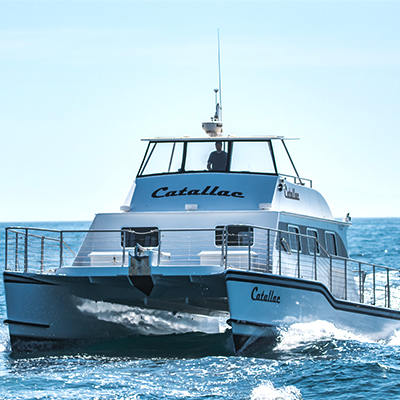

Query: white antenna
[217,28,222,121]
[201,29,224,137]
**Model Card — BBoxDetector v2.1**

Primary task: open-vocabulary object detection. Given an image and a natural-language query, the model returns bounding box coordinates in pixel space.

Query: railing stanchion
[24,228,28,272]
[59,231,63,269]
[158,230,161,266]
[358,262,362,303]
[40,236,45,274]
[267,229,270,273]
[248,226,251,271]
[14,231,18,271]
[344,259,347,300]
[278,231,282,275]
[387,268,391,308]
[297,233,300,278]
[5,228,8,271]
[225,227,228,269]
[122,230,126,266]
[314,239,317,280]
[373,265,376,305]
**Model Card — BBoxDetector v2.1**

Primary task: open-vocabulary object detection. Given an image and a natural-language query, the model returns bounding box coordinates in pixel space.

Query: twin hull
[5,266,400,351]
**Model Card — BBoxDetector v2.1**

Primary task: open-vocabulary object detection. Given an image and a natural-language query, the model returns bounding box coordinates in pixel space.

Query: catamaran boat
[4,93,400,352]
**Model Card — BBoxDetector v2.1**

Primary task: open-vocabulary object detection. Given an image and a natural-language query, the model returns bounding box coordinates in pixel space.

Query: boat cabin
[123,136,324,216]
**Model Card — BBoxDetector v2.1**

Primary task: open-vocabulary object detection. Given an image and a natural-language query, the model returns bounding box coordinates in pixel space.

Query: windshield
[138,140,277,176]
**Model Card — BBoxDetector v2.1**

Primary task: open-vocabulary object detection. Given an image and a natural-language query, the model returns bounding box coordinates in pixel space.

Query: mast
[202,30,223,137]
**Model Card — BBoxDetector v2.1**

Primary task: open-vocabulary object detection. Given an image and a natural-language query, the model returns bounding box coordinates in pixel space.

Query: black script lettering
[151,187,168,198]
[209,186,219,196]
[284,188,300,201]
[201,186,211,195]
[251,286,280,304]
[151,186,245,199]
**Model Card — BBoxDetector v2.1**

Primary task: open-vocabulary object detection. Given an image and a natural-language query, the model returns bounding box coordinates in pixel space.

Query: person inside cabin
[207,141,227,171]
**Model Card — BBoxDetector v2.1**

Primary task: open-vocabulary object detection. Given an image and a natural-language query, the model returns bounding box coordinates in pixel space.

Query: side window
[230,141,275,174]
[288,225,301,252]
[121,227,159,248]
[215,226,254,246]
[325,232,337,256]
[306,228,320,255]
[139,143,183,175]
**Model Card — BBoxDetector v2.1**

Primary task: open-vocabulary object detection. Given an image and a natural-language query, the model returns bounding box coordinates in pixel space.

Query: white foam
[387,329,400,346]
[77,299,229,335]
[0,327,11,353]
[276,320,373,351]
[251,380,302,400]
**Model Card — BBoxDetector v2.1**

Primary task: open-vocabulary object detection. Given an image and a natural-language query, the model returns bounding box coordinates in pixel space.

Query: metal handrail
[4,225,398,310]
[7,228,77,256]
[279,173,313,188]
[7,225,399,271]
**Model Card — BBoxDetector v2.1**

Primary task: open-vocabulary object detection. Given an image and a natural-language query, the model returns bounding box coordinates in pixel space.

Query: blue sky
[1,1,399,221]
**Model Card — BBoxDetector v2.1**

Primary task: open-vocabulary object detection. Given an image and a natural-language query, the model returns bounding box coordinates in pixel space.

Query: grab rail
[279,174,312,188]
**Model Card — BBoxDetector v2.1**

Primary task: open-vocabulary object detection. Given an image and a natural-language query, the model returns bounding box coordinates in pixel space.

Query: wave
[275,320,374,352]
[0,327,11,353]
[387,329,400,346]
[251,381,302,400]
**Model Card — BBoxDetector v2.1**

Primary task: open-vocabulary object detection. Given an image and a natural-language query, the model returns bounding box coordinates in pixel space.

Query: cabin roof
[141,135,298,143]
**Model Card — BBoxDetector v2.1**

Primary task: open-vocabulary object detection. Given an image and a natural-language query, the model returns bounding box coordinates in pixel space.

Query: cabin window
[271,140,298,178]
[306,228,320,255]
[121,227,159,248]
[230,141,275,174]
[139,142,184,175]
[325,232,337,256]
[185,141,227,172]
[215,225,254,246]
[288,225,301,252]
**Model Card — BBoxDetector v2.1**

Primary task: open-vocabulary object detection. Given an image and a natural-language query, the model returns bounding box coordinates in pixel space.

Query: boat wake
[275,320,373,352]
[0,327,11,353]
[386,329,400,346]
[251,380,302,400]
[237,320,400,358]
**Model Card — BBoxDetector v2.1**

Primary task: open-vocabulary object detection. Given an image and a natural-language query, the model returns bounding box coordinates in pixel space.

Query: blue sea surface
[0,219,400,399]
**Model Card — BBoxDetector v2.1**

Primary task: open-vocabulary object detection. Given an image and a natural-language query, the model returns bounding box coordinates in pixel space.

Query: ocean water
[0,219,400,399]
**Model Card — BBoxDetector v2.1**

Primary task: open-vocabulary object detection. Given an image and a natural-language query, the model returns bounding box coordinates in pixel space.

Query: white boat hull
[226,270,400,352]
